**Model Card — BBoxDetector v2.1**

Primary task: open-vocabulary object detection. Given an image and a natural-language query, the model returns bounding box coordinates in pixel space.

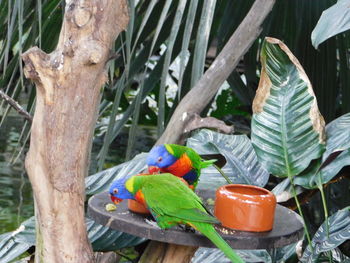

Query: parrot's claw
[145,219,161,229]
[179,224,195,233]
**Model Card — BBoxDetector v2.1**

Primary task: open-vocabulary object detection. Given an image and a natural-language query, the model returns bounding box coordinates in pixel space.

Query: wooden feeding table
[88,190,304,262]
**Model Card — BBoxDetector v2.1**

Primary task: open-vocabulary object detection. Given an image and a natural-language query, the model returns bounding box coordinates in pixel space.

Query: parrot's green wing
[140,174,218,224]
[166,144,215,170]
[174,209,219,224]
[136,174,244,263]
[165,144,188,158]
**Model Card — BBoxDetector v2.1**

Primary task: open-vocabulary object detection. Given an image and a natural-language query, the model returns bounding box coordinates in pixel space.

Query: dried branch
[178,113,233,144]
[157,0,276,145]
[0,89,33,123]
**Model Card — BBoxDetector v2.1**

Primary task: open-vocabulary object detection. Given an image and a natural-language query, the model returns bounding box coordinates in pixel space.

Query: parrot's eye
[112,188,118,194]
[157,157,163,162]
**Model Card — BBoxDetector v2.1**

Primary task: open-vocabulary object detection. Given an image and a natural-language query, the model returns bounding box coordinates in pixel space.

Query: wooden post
[22,0,128,262]
[138,241,197,263]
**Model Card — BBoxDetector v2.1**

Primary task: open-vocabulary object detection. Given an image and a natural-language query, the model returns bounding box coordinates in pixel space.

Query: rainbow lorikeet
[147,144,216,189]
[109,173,244,263]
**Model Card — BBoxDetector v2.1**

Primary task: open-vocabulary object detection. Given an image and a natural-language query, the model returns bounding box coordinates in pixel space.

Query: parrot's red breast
[160,153,193,177]
[135,190,146,206]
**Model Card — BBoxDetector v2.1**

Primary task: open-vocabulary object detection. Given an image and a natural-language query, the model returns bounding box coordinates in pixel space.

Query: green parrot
[109,173,244,263]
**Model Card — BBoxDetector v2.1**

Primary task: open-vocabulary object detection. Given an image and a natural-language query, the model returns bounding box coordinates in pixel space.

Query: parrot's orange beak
[148,166,161,174]
[110,195,122,204]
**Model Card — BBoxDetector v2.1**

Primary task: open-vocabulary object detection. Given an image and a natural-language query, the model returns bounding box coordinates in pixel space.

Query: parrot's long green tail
[192,222,244,263]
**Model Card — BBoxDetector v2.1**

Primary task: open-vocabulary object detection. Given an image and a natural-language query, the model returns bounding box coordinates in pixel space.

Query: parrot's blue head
[109,177,135,204]
[147,145,177,170]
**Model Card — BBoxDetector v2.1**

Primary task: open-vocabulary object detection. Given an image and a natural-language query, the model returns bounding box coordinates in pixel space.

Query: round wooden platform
[88,191,303,250]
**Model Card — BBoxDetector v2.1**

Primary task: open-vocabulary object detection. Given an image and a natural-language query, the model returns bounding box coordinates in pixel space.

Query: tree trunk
[22,1,128,262]
[157,0,276,145]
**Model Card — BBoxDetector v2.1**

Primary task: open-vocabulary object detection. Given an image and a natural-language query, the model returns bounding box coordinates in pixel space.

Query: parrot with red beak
[109,173,244,263]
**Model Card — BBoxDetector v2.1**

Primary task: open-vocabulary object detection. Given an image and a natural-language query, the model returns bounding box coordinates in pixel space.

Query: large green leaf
[192,243,298,263]
[293,149,350,189]
[192,247,272,263]
[251,37,326,178]
[157,0,187,136]
[274,113,350,190]
[190,0,217,87]
[87,218,145,251]
[301,206,350,263]
[272,149,350,200]
[324,112,350,160]
[311,0,350,48]
[186,129,269,188]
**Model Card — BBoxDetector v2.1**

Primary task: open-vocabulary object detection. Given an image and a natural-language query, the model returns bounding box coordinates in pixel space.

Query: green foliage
[251,38,350,261]
[301,207,350,262]
[0,216,145,263]
[210,87,248,119]
[311,0,350,48]
[0,217,34,263]
[251,38,326,179]
[187,129,269,188]
[1,0,349,167]
[276,113,350,190]
[1,0,350,262]
[0,154,148,263]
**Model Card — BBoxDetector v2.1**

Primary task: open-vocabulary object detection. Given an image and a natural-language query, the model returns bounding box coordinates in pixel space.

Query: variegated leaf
[311,0,350,48]
[251,37,326,178]
[324,113,350,160]
[301,206,350,263]
[187,129,269,189]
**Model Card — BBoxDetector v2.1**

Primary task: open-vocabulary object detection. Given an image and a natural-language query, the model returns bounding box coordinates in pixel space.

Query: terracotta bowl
[214,184,276,232]
[128,199,151,214]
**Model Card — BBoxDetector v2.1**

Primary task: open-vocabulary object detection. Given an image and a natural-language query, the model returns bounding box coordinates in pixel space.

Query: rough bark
[138,241,197,263]
[157,0,276,145]
[95,252,121,263]
[22,0,128,262]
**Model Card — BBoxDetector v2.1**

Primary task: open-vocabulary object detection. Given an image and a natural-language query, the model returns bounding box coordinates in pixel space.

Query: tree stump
[138,241,197,263]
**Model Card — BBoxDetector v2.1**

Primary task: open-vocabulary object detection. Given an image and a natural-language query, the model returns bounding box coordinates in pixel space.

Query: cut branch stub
[22,48,59,105]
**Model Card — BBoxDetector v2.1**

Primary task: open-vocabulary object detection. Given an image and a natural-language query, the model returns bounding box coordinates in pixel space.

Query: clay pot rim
[220,184,273,198]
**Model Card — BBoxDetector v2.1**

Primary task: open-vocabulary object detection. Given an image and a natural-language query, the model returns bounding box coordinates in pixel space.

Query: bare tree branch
[0,89,33,123]
[178,113,234,144]
[157,0,276,145]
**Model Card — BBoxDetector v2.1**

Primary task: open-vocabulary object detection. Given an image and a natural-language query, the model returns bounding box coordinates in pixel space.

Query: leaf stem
[213,164,233,184]
[318,186,329,236]
[290,177,313,253]
[318,182,332,262]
